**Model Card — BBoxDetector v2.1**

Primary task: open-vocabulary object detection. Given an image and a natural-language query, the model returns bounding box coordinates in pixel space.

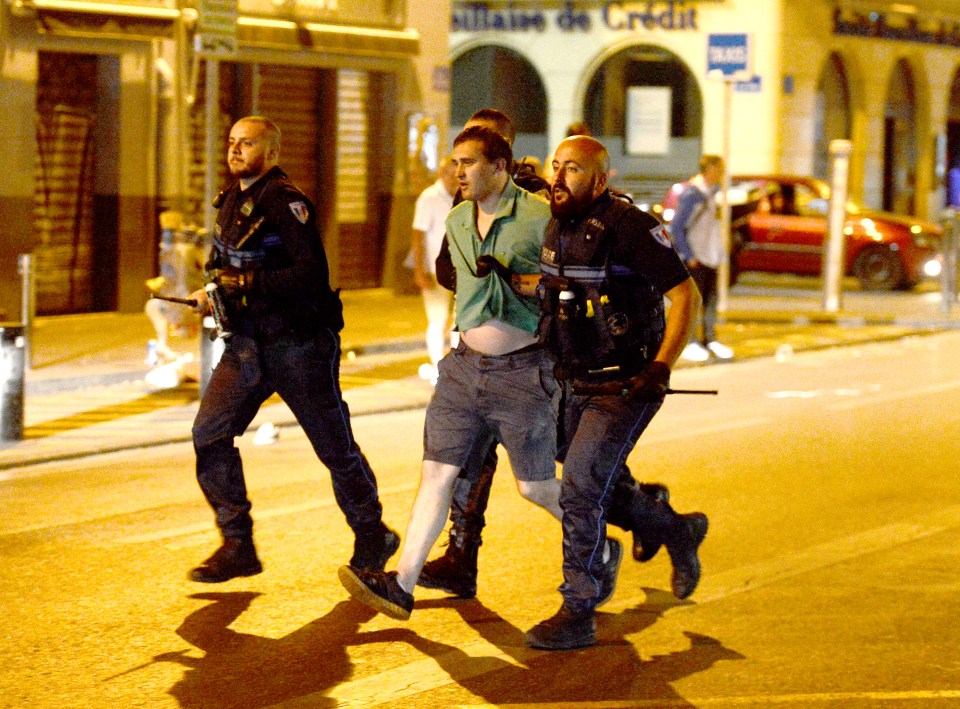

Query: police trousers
[192,328,384,540]
[557,389,663,611]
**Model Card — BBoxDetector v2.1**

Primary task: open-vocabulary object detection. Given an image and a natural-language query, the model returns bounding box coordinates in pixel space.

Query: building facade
[450,0,960,216]
[0,0,451,317]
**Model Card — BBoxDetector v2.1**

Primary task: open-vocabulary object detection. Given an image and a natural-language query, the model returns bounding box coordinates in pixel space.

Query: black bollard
[0,323,26,441]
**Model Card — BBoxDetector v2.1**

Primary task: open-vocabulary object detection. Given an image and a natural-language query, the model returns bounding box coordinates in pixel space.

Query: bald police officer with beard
[525,136,709,650]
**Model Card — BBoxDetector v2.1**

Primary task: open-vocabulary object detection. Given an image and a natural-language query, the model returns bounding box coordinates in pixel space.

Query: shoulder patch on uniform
[288,201,309,224]
[650,224,672,249]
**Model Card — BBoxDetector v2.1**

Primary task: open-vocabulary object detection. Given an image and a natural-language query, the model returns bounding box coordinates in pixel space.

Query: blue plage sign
[707,33,751,77]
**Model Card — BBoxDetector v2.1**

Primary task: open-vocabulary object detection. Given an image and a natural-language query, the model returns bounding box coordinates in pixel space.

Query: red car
[659,175,942,290]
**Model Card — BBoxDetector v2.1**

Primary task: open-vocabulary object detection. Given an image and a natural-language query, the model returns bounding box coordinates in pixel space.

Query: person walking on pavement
[187,116,399,583]
[420,112,679,603]
[409,155,459,384]
[670,155,734,362]
[525,136,709,650]
[338,125,623,621]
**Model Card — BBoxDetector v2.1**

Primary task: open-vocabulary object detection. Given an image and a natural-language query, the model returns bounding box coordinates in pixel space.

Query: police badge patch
[288,201,309,224]
[650,224,672,248]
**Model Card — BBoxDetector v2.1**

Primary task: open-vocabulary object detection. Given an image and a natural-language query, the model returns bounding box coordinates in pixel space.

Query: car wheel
[853,246,904,290]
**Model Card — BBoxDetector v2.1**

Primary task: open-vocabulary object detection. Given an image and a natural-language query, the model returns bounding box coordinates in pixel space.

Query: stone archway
[814,52,852,180]
[947,66,960,207]
[451,44,548,165]
[582,43,701,205]
[883,58,918,214]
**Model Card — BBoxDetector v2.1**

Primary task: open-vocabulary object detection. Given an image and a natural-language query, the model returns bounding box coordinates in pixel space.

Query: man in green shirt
[337,125,576,619]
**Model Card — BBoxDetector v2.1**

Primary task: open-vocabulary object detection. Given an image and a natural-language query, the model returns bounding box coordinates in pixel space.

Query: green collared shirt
[446,179,551,334]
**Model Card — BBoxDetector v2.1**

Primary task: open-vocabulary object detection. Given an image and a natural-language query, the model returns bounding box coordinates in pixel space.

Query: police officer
[421,111,675,601]
[187,116,399,583]
[525,135,709,650]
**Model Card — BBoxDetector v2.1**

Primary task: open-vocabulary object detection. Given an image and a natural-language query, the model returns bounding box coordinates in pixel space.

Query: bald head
[550,136,610,220]
[554,135,609,175]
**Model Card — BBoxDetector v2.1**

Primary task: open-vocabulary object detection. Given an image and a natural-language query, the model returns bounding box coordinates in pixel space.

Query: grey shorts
[424,341,560,482]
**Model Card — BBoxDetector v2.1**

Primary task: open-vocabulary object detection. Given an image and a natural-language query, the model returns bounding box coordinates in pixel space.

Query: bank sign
[451,1,703,33]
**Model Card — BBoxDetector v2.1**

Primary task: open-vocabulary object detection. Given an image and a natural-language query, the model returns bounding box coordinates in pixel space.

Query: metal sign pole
[717,77,733,314]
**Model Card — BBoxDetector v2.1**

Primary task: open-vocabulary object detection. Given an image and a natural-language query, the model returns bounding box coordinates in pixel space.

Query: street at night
[3,327,960,707]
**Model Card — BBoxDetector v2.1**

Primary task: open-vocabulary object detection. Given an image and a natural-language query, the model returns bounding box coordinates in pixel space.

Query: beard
[229,154,265,179]
[550,179,595,220]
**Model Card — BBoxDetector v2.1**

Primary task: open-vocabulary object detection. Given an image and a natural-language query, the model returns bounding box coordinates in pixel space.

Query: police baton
[149,293,198,308]
[570,380,718,397]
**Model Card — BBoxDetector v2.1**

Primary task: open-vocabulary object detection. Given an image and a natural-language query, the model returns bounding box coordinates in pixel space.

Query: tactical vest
[539,195,665,381]
[210,170,341,338]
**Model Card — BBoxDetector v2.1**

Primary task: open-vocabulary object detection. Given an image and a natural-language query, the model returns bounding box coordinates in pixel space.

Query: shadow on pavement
[146,592,381,709]
[360,591,745,706]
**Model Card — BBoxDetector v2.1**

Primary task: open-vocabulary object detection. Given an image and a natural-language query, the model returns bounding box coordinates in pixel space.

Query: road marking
[453,690,960,707]
[275,504,960,708]
[642,417,771,445]
[827,379,960,411]
[110,481,419,544]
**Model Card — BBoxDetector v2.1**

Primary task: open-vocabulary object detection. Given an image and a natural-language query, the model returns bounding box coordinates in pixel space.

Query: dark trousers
[689,263,718,344]
[192,329,383,540]
[446,386,655,557]
[558,391,663,611]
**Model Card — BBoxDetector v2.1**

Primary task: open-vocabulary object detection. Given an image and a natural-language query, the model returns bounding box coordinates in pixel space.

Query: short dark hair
[454,125,513,167]
[700,154,724,172]
[467,108,516,144]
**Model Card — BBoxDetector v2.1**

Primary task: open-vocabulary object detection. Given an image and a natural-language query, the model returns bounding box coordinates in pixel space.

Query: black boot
[630,493,708,600]
[350,522,401,572]
[666,512,708,600]
[417,530,480,598]
[525,604,596,650]
[189,537,262,583]
[630,482,671,562]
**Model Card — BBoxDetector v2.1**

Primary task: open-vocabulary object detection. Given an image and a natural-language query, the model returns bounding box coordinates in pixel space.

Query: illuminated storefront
[0,0,450,316]
[450,0,960,218]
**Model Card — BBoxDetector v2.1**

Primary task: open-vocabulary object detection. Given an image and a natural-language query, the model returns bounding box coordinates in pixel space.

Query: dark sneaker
[417,537,479,598]
[338,566,414,620]
[189,538,262,583]
[667,513,709,600]
[633,482,670,562]
[350,524,401,572]
[525,604,596,650]
[596,537,622,608]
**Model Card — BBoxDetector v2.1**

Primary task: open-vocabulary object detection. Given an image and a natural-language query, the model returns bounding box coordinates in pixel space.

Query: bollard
[0,323,26,441]
[942,208,960,314]
[199,316,225,397]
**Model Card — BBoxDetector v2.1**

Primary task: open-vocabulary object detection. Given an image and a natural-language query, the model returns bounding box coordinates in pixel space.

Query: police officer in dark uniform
[421,112,674,601]
[524,135,708,650]
[187,116,399,583]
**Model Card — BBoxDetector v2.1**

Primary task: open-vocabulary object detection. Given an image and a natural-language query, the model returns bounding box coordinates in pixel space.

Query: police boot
[189,537,263,583]
[350,522,401,572]
[629,494,708,600]
[417,529,480,599]
[628,482,671,562]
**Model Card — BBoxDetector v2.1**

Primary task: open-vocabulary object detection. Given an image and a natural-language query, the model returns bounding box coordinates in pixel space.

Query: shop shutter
[335,69,380,289]
[33,52,97,314]
[257,64,321,200]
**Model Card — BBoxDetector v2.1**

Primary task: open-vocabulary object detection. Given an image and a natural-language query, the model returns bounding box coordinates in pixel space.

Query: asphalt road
[2,330,960,708]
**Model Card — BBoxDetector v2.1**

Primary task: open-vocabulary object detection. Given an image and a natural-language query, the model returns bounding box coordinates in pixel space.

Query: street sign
[707,33,751,78]
[197,0,238,55]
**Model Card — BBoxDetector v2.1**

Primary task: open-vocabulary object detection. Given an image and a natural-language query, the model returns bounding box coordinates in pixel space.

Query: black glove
[475,255,513,281]
[624,361,671,402]
[211,267,255,296]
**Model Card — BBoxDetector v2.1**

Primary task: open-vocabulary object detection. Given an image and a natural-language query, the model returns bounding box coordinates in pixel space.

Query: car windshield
[735,177,861,217]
